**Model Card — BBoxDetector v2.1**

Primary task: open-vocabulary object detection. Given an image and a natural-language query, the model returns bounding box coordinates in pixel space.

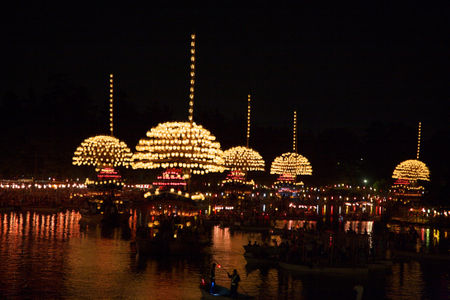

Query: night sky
[0,3,449,198]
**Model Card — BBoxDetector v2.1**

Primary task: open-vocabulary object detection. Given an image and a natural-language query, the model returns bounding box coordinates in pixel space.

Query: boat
[135,215,211,256]
[79,194,130,226]
[279,261,369,275]
[200,282,253,299]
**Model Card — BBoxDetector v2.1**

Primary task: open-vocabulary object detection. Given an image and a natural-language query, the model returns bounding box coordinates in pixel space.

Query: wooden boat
[200,283,253,299]
[279,261,369,275]
[79,195,130,226]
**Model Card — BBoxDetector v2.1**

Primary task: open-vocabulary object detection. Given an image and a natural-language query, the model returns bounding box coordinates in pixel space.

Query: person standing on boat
[227,269,240,298]
[210,263,216,293]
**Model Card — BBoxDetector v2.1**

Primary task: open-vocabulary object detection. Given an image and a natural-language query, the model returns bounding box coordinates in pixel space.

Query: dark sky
[2,3,449,129]
[0,2,449,189]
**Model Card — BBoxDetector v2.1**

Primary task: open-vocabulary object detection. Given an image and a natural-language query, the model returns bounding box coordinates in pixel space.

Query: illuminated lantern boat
[271,111,312,195]
[72,74,132,189]
[391,122,430,202]
[132,34,224,182]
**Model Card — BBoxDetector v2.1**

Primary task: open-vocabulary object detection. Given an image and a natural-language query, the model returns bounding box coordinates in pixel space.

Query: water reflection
[0,211,448,299]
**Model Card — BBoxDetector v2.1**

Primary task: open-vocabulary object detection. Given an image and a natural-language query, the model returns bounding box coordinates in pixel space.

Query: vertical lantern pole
[246,94,251,148]
[416,121,421,160]
[187,34,196,190]
[109,74,114,136]
[293,111,297,153]
[188,34,196,124]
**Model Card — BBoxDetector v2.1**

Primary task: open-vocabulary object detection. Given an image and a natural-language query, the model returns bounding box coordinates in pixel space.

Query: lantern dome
[270,152,312,176]
[392,159,430,182]
[132,121,224,175]
[223,146,265,172]
[73,135,132,168]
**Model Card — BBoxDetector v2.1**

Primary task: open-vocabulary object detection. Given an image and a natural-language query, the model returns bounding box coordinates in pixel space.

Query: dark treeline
[0,75,448,204]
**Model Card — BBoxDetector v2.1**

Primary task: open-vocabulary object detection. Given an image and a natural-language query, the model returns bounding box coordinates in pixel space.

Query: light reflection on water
[0,210,448,299]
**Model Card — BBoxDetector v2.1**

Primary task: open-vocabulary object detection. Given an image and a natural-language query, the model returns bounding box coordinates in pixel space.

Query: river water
[0,210,448,299]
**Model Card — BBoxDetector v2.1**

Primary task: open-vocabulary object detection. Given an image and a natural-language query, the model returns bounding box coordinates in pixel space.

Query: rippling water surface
[0,210,448,299]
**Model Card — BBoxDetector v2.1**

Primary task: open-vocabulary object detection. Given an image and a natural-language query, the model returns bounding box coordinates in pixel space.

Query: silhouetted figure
[210,263,216,293]
[227,269,241,298]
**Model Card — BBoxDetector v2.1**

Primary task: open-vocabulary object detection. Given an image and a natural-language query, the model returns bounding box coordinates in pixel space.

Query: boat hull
[200,284,253,299]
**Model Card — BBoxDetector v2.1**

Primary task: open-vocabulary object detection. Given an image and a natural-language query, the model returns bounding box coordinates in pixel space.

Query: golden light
[271,111,312,177]
[73,135,132,168]
[222,94,265,172]
[109,74,114,136]
[132,121,224,174]
[392,159,430,181]
[392,122,430,182]
[246,94,251,147]
[271,152,312,176]
[132,34,225,175]
[223,146,265,171]
[72,74,132,170]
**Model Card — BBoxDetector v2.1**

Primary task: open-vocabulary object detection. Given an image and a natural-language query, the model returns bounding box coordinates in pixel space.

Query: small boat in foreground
[200,282,253,299]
